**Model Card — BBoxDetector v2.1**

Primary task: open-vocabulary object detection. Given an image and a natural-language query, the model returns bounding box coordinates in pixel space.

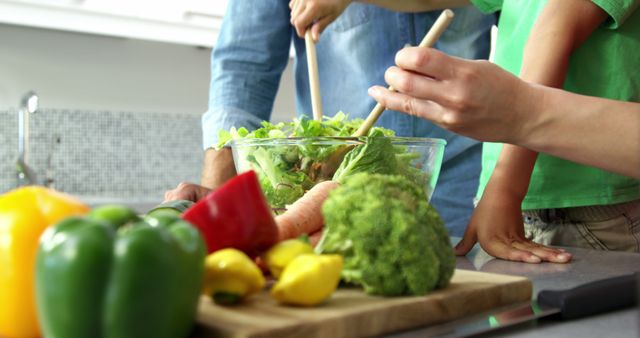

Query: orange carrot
[275,180,340,241]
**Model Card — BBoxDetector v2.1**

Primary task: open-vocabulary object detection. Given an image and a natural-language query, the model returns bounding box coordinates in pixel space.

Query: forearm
[487,0,607,195]
[485,1,574,197]
[515,1,636,177]
[201,148,237,189]
[522,85,640,179]
[484,146,537,198]
[358,0,469,12]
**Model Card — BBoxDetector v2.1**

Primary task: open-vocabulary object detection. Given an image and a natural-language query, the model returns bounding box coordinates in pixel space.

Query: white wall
[0,23,297,121]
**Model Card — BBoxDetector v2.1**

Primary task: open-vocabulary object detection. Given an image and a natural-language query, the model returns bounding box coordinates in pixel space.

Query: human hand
[455,190,572,264]
[368,47,541,144]
[289,0,352,41]
[163,182,212,202]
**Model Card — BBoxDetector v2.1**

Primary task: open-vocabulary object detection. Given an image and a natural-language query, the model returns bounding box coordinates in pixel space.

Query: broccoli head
[317,173,454,296]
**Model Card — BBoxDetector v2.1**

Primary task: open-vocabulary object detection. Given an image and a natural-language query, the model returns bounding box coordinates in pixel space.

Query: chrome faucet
[16,91,39,187]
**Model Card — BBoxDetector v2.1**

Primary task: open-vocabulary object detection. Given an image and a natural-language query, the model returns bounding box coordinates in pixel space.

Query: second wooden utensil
[305,29,323,121]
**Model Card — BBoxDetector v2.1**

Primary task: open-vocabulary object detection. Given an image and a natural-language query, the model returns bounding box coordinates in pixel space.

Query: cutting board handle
[537,273,638,319]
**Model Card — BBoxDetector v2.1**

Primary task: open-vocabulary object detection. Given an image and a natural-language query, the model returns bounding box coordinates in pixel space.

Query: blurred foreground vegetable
[0,186,89,338]
[262,238,315,279]
[203,248,265,305]
[275,181,340,241]
[36,205,205,338]
[317,173,454,296]
[271,254,343,306]
[147,199,195,217]
[182,170,279,256]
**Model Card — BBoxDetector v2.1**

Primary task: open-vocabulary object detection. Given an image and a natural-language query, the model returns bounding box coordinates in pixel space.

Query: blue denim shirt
[204,0,495,236]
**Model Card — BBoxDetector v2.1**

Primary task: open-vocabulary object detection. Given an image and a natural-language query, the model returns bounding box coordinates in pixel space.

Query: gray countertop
[393,242,640,338]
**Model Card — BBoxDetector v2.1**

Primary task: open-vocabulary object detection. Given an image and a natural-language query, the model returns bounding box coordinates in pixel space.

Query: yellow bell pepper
[271,254,343,306]
[0,186,89,338]
[203,248,265,305]
[262,238,314,279]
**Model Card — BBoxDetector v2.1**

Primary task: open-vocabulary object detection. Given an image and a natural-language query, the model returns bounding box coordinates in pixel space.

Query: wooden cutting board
[194,269,531,338]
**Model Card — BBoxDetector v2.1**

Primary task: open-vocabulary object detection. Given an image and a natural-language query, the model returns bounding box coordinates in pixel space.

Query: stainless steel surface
[17,91,39,186]
[391,240,640,338]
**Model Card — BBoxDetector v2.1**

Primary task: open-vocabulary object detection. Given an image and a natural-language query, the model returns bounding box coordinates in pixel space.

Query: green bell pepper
[147,200,195,217]
[35,205,206,338]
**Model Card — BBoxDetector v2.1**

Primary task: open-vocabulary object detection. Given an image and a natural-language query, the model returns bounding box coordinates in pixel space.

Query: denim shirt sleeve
[202,0,292,149]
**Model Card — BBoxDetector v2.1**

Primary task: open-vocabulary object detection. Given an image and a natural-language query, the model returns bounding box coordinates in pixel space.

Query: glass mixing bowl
[231,137,446,211]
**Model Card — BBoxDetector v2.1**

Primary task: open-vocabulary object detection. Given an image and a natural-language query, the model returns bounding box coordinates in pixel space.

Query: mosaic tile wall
[0,109,202,202]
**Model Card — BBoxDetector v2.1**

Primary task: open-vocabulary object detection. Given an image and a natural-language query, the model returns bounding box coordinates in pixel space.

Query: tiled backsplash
[1,109,203,201]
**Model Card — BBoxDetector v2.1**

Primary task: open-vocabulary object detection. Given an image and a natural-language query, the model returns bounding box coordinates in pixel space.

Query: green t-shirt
[471,0,640,209]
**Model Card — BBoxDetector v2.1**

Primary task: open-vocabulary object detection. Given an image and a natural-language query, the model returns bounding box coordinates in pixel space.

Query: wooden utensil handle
[305,30,324,121]
[417,9,455,49]
[353,9,455,137]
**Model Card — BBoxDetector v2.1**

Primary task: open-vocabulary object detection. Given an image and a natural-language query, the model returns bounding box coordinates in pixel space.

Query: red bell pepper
[182,170,279,256]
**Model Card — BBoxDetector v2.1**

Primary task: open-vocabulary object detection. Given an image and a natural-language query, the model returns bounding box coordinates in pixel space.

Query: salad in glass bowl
[216,113,445,211]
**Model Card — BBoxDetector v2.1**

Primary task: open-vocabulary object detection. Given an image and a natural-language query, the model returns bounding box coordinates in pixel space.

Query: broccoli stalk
[317,173,454,296]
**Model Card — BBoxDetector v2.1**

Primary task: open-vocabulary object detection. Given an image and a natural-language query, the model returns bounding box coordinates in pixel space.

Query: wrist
[508,79,539,146]
[483,140,539,201]
[484,173,527,202]
[515,82,556,152]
